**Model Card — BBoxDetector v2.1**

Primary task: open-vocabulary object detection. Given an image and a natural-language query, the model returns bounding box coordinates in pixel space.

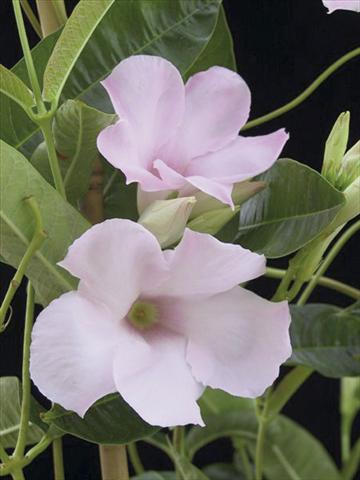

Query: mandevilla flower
[97,55,288,210]
[322,0,360,13]
[30,220,291,427]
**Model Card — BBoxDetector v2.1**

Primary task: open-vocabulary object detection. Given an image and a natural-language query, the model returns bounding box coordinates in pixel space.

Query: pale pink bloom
[97,55,289,210]
[322,0,360,13]
[30,220,291,427]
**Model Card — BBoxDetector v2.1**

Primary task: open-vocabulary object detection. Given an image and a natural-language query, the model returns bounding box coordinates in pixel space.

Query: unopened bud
[188,206,240,235]
[336,141,360,191]
[138,196,196,247]
[190,181,266,218]
[322,112,350,186]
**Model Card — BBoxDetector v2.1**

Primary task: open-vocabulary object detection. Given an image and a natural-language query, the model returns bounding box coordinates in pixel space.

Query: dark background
[1,0,359,478]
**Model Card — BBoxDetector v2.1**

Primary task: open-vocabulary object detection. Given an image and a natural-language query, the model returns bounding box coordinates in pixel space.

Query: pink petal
[160,228,265,297]
[170,67,251,159]
[172,287,291,397]
[101,55,185,157]
[185,129,289,183]
[59,220,168,318]
[137,187,173,215]
[322,0,360,13]
[30,292,122,416]
[97,120,165,190]
[113,328,204,427]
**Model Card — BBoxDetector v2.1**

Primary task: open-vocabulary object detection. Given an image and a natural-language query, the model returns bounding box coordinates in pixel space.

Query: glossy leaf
[0,65,34,113]
[290,303,360,377]
[187,411,340,480]
[185,5,236,79]
[0,140,89,306]
[234,159,345,258]
[43,393,158,445]
[43,0,115,103]
[0,377,45,448]
[31,100,115,204]
[4,0,221,155]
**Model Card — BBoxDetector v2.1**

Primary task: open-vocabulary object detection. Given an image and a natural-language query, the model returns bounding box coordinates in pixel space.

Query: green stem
[242,47,360,131]
[255,391,271,480]
[0,435,53,477]
[13,283,35,461]
[0,444,9,463]
[39,118,66,199]
[11,469,25,480]
[235,439,253,480]
[341,414,352,465]
[271,266,294,302]
[12,0,45,113]
[0,197,47,332]
[342,437,360,480]
[127,443,144,476]
[52,438,65,480]
[99,445,129,480]
[20,0,42,38]
[298,220,360,306]
[267,366,313,419]
[266,267,360,300]
[173,427,185,480]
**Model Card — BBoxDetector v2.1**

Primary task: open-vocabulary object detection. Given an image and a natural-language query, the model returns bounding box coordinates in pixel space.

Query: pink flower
[30,220,291,427]
[97,55,289,210]
[322,0,360,13]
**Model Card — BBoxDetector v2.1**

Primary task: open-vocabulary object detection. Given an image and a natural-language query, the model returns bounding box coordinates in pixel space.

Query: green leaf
[187,411,340,480]
[0,65,34,113]
[43,0,115,104]
[102,165,139,221]
[4,0,221,154]
[203,464,246,480]
[132,473,176,480]
[199,388,255,422]
[290,303,360,377]
[0,377,45,448]
[0,140,89,306]
[31,100,115,204]
[185,5,236,78]
[234,159,345,258]
[43,393,158,445]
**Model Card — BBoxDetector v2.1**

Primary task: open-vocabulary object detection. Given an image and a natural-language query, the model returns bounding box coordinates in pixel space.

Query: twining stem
[13,283,35,461]
[20,0,42,38]
[39,118,67,198]
[52,438,65,480]
[242,46,360,131]
[0,197,47,332]
[0,444,9,463]
[12,0,45,113]
[297,220,360,306]
[127,443,144,475]
[99,445,129,480]
[266,267,360,300]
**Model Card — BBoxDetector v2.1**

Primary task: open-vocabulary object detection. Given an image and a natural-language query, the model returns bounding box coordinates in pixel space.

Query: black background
[0,0,359,478]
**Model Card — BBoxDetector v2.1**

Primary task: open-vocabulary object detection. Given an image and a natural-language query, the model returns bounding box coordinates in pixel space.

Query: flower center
[127,301,159,330]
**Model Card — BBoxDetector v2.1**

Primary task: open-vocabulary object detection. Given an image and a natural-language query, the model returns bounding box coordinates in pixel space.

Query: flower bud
[138,196,196,247]
[190,181,266,218]
[322,112,350,186]
[188,206,240,236]
[336,140,360,191]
